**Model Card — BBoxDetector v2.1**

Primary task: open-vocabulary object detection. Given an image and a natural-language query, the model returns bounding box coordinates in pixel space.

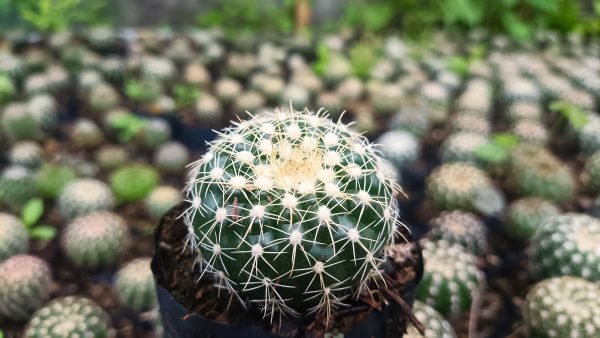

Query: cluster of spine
[0,213,29,261]
[182,108,405,320]
[24,296,112,338]
[58,179,115,219]
[114,257,158,311]
[89,83,119,112]
[405,301,457,338]
[8,141,43,169]
[523,276,600,338]
[141,118,172,150]
[376,130,420,168]
[145,185,182,220]
[109,164,159,203]
[0,165,36,211]
[529,213,600,281]
[428,211,488,256]
[505,197,560,240]
[71,118,104,149]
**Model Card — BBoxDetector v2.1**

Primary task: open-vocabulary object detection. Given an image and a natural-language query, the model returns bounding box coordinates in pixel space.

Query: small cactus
[27,94,57,133]
[0,166,36,212]
[504,102,542,124]
[523,276,600,338]
[0,74,15,103]
[427,211,488,256]
[153,141,191,174]
[504,197,560,240]
[1,103,41,142]
[62,211,129,269]
[71,118,104,149]
[405,301,457,338]
[8,141,43,169]
[502,76,541,104]
[376,130,420,168]
[417,240,482,319]
[114,257,158,311]
[58,178,115,219]
[194,94,222,122]
[142,56,176,82]
[280,84,311,108]
[110,164,159,203]
[145,185,182,220]
[140,118,171,150]
[0,53,24,80]
[233,90,266,113]
[512,120,548,145]
[451,113,491,136]
[24,296,112,338]
[440,132,488,166]
[89,83,120,112]
[35,163,77,199]
[578,115,600,156]
[24,74,51,97]
[0,255,51,322]
[585,151,600,192]
[95,145,129,171]
[215,77,242,104]
[0,213,29,261]
[370,83,404,116]
[529,213,600,281]
[86,26,119,51]
[391,107,430,138]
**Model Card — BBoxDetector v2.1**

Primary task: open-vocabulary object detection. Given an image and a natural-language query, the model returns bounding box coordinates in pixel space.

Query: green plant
[125,78,161,104]
[24,296,112,338]
[0,74,15,104]
[182,108,406,319]
[349,40,379,80]
[58,178,115,219]
[106,112,147,144]
[9,141,42,169]
[154,142,190,174]
[1,103,40,142]
[405,301,457,338]
[586,151,600,192]
[376,130,420,168]
[549,100,588,132]
[35,163,76,199]
[110,164,159,203]
[20,198,57,241]
[0,166,36,212]
[474,133,519,166]
[173,83,200,110]
[441,132,488,166]
[0,213,29,261]
[427,211,487,256]
[0,254,51,322]
[578,115,600,156]
[114,258,157,311]
[15,0,108,32]
[145,185,181,220]
[62,211,129,269]
[523,276,600,338]
[529,213,600,282]
[505,197,559,241]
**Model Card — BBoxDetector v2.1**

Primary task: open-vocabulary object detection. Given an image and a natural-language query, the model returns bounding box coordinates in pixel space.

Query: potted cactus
[151,107,423,337]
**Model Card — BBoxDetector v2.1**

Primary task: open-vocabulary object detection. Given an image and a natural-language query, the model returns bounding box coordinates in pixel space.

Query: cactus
[95,145,129,171]
[523,276,600,338]
[0,74,15,103]
[114,257,158,311]
[0,53,24,80]
[336,77,363,102]
[86,26,119,51]
[24,74,51,97]
[24,296,112,338]
[78,70,104,94]
[0,166,36,212]
[370,83,404,116]
[0,213,29,261]
[58,178,115,219]
[142,56,176,82]
[62,211,129,269]
[391,107,430,138]
[110,164,159,203]
[455,80,492,116]
[529,213,600,281]
[194,94,222,122]
[505,197,560,241]
[145,185,182,220]
[184,62,211,87]
[35,163,77,199]
[316,92,343,118]
[252,75,285,103]
[280,84,310,108]
[502,76,541,104]
[182,108,406,319]
[89,83,120,112]
[577,115,600,156]
[417,240,481,319]
[154,141,190,174]
[71,118,104,149]
[512,120,548,145]
[215,77,242,104]
[451,113,491,136]
[440,132,488,166]
[1,103,41,142]
[427,211,488,256]
[376,130,420,168]
[510,145,575,204]
[505,102,542,124]
[45,65,69,92]
[8,141,43,169]
[585,151,600,192]
[140,118,171,150]
[0,255,51,322]
[234,90,266,113]
[100,56,125,83]
[27,94,58,133]
[405,301,457,338]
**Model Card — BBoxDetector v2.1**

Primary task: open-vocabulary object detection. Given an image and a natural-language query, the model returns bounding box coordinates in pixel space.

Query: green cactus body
[9,141,43,169]
[0,166,36,212]
[1,103,41,142]
[141,118,172,150]
[58,178,115,219]
[27,94,58,133]
[0,213,29,261]
[440,132,488,166]
[578,115,600,156]
[417,240,481,320]
[523,276,600,338]
[376,130,420,169]
[529,213,600,281]
[0,74,15,103]
[110,164,159,203]
[0,53,24,80]
[62,211,129,269]
[183,108,404,318]
[35,164,77,199]
[585,151,600,192]
[0,255,51,322]
[114,257,158,311]
[428,211,488,256]
[154,141,191,174]
[391,107,430,138]
[145,185,182,220]
[405,301,457,338]
[89,83,120,112]
[71,118,104,149]
[25,296,112,338]
[505,197,560,241]
[95,145,129,171]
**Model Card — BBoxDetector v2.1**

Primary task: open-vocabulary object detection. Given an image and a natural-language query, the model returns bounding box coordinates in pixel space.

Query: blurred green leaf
[493,133,519,149]
[349,41,378,80]
[549,100,588,130]
[475,133,519,164]
[502,12,531,41]
[448,56,470,76]
[30,225,57,241]
[174,84,200,110]
[21,198,44,228]
[312,43,331,76]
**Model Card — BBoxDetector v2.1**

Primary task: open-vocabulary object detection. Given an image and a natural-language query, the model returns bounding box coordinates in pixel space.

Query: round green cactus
[529,213,600,281]
[24,296,112,338]
[145,185,182,220]
[505,197,560,241]
[0,166,36,212]
[405,301,457,338]
[0,213,29,261]
[71,118,104,149]
[89,83,120,112]
[9,141,43,169]
[440,132,488,166]
[523,276,600,338]
[86,26,119,51]
[114,257,157,311]
[417,239,481,320]
[376,130,420,168]
[215,77,242,104]
[110,164,159,203]
[58,178,115,219]
[95,145,129,171]
[140,118,171,150]
[0,255,51,322]
[27,94,57,133]
[510,145,576,204]
[428,211,488,256]
[62,211,129,269]
[391,107,430,138]
[0,74,15,103]
[35,163,77,199]
[578,115,600,156]
[1,103,41,142]
[585,151,600,192]
[182,108,405,319]
[154,141,191,174]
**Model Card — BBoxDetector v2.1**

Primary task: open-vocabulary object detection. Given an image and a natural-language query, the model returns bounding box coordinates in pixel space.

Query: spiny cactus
[523,276,600,338]
[0,74,15,103]
[428,211,488,256]
[451,113,491,136]
[280,84,310,108]
[455,80,492,116]
[45,65,69,92]
[417,240,481,320]
[316,92,343,118]
[110,164,159,203]
[405,301,457,338]
[0,255,51,322]
[145,185,182,220]
[0,213,29,261]
[9,141,43,169]
[578,115,600,156]
[194,94,222,122]
[24,74,51,97]
[376,130,420,168]
[585,151,600,192]
[512,120,548,145]
[71,118,104,149]
[154,141,191,174]
[0,53,24,80]
[86,26,119,51]
[142,56,176,82]
[234,90,266,113]
[502,76,541,104]
[27,94,57,133]
[370,83,404,116]
[391,107,430,138]
[505,102,542,124]
[24,296,113,338]
[1,103,41,142]
[251,75,285,104]
[505,197,560,241]
[62,211,129,269]
[78,70,104,94]
[182,108,406,319]
[114,257,157,311]
[336,77,363,102]
[529,213,600,281]
[95,145,129,171]
[58,178,115,219]
[215,77,242,104]
[440,132,488,166]
[0,166,36,212]
[140,118,171,150]
[35,163,77,199]
[89,83,120,112]
[100,56,125,83]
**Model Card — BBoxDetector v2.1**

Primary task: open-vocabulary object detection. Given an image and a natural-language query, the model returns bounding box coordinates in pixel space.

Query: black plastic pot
[152,203,422,338]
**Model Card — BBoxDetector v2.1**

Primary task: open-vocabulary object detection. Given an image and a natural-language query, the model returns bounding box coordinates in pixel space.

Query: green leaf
[549,100,588,130]
[502,12,531,41]
[474,143,508,164]
[30,225,57,241]
[0,329,4,338]
[493,133,519,149]
[21,198,44,228]
[448,56,470,76]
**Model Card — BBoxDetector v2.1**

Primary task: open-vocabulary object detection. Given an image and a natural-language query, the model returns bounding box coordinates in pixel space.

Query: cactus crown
[183,107,405,320]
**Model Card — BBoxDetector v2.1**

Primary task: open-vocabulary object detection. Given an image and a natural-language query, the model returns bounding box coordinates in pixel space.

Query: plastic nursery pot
[151,203,423,338]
